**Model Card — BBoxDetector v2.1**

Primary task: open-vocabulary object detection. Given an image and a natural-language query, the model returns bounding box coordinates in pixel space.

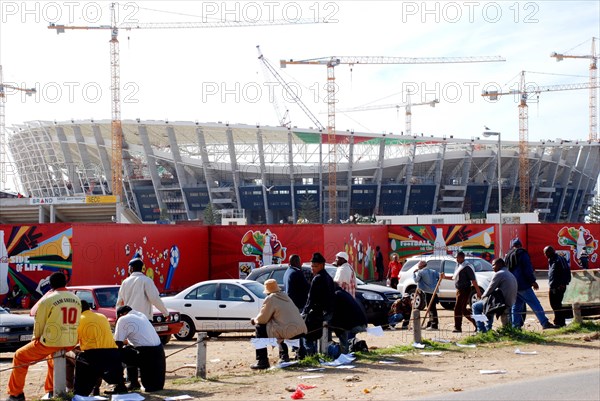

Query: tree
[297,194,320,224]
[586,195,600,223]
[203,203,221,225]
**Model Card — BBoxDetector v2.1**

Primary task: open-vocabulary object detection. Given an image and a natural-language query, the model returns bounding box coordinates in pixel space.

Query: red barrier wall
[323,225,389,280]
[527,224,599,270]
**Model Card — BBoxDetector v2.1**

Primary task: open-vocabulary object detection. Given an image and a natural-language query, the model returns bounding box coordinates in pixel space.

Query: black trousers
[120,345,166,392]
[74,348,124,396]
[423,292,439,327]
[549,286,568,326]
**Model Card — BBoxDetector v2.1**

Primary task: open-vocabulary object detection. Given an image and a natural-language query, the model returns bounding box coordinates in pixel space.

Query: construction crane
[280,55,505,223]
[482,71,598,212]
[551,37,599,142]
[49,3,321,202]
[257,46,324,131]
[0,65,36,191]
[336,96,439,136]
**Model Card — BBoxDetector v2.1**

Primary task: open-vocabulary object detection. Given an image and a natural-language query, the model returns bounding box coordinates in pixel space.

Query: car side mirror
[241,295,252,302]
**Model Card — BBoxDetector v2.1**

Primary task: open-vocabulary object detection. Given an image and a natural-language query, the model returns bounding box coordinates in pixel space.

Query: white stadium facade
[7,120,600,224]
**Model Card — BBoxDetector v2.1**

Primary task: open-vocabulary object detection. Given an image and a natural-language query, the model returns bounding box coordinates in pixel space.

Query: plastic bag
[386,278,391,287]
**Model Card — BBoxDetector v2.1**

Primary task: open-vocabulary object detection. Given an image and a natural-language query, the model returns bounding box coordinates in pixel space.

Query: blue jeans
[388,313,406,327]
[472,300,493,332]
[511,288,549,328]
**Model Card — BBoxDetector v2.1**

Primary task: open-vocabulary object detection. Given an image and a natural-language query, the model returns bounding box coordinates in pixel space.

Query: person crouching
[250,279,307,370]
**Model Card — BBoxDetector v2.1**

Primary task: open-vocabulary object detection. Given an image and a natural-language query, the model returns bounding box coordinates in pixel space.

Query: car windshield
[402,260,418,271]
[467,258,494,272]
[324,266,365,285]
[95,288,119,307]
[242,281,267,299]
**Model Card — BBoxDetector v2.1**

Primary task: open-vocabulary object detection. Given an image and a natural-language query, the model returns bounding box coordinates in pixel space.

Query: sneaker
[42,393,53,400]
[6,393,25,401]
[425,326,438,331]
[126,382,141,392]
[452,329,462,333]
[542,322,558,330]
[388,325,396,331]
[400,325,409,330]
[105,385,129,395]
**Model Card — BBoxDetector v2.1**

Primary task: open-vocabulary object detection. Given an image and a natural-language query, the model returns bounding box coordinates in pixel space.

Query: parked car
[0,306,34,353]
[397,255,494,310]
[162,279,266,341]
[246,263,404,326]
[68,285,183,344]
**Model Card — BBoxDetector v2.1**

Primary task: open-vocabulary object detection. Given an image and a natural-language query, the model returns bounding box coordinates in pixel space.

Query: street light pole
[484,131,502,257]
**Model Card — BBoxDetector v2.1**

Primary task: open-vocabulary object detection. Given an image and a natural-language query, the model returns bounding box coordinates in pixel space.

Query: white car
[397,255,494,310]
[162,279,266,340]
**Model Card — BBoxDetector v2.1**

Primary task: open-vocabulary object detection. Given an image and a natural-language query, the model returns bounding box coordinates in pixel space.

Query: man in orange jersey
[6,272,81,401]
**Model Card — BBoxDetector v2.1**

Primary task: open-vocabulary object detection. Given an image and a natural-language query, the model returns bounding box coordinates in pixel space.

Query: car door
[440,260,458,299]
[178,283,221,332]
[216,283,257,331]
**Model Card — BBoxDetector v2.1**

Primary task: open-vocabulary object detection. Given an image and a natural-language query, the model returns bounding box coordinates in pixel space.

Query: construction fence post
[412,309,422,344]
[196,332,207,379]
[53,350,67,397]
[319,322,329,354]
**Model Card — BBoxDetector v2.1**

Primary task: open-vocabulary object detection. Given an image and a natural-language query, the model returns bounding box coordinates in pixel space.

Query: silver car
[397,255,494,310]
[0,307,34,353]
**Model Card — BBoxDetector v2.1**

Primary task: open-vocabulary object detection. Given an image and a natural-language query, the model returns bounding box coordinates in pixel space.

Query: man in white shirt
[114,306,165,392]
[116,258,169,320]
[332,251,356,298]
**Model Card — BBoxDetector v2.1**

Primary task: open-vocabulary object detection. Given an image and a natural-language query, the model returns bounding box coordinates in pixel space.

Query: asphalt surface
[409,368,600,401]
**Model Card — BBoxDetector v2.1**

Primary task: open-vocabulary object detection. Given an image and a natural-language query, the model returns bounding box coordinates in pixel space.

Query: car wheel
[160,335,171,345]
[206,331,222,338]
[469,288,480,309]
[440,301,455,310]
[174,315,196,341]
[407,287,425,310]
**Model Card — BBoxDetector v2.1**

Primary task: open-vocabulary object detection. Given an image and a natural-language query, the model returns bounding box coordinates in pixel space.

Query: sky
[0,0,599,192]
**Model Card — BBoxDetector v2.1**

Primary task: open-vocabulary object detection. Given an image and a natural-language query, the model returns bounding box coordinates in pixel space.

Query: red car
[68,285,183,344]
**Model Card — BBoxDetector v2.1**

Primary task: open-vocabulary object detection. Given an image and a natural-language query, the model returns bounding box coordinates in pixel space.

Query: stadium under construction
[6,119,600,224]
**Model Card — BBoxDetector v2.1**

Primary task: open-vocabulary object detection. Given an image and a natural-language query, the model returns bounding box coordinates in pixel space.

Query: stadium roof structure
[6,119,600,224]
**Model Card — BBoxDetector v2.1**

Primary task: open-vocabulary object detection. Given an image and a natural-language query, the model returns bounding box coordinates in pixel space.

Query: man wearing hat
[332,251,357,298]
[302,252,336,355]
[506,238,556,329]
[114,305,166,391]
[250,279,307,369]
[116,258,169,321]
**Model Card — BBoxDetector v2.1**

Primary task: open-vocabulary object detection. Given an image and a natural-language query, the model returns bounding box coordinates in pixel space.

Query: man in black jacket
[283,254,310,359]
[302,252,335,355]
[331,287,367,354]
[544,246,572,327]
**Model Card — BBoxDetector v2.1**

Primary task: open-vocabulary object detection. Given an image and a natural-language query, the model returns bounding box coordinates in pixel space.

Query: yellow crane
[49,3,321,201]
[0,65,36,191]
[336,96,439,136]
[280,55,505,223]
[482,71,598,212]
[551,37,599,142]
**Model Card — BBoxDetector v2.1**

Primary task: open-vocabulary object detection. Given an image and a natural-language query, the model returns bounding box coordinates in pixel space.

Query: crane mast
[281,55,505,223]
[482,74,598,212]
[551,37,599,142]
[0,65,36,191]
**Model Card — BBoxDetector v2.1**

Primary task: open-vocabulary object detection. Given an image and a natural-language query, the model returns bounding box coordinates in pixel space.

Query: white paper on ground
[250,337,278,349]
[321,353,356,366]
[72,396,108,401]
[366,326,384,336]
[209,359,220,363]
[472,314,489,323]
[164,396,194,401]
[479,369,507,374]
[278,361,299,368]
[420,352,443,356]
[412,342,426,349]
[304,368,325,372]
[336,365,355,369]
[432,338,451,343]
[284,339,300,348]
[455,343,476,348]
[515,348,538,355]
[112,393,145,401]
[298,375,324,379]
[378,360,397,364]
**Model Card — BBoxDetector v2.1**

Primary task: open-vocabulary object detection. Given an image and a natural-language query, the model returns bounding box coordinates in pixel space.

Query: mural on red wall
[240,228,287,269]
[557,226,598,267]
[0,225,73,304]
[388,225,496,261]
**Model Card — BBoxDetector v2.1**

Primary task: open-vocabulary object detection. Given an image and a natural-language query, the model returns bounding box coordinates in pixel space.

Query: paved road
[410,368,600,400]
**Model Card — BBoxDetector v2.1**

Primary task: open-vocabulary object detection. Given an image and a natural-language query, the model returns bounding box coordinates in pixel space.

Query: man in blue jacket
[544,246,571,327]
[414,261,440,330]
[506,238,556,329]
